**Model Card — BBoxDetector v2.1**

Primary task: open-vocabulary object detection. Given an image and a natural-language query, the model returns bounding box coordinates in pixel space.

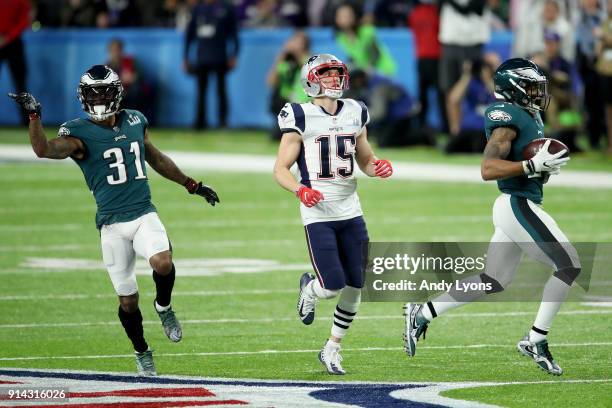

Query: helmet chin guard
[301,54,349,99]
[78,65,124,121]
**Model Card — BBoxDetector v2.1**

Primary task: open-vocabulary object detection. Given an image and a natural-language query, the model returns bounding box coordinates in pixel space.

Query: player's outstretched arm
[273,131,323,207]
[144,130,219,206]
[8,93,83,160]
[481,127,526,181]
[355,127,393,178]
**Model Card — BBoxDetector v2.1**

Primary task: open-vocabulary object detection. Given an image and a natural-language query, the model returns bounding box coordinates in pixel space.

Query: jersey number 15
[316,134,356,179]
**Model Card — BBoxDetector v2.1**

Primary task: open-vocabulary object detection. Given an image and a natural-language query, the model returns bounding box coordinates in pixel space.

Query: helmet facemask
[302,56,350,99]
[524,80,550,111]
[77,65,124,121]
[309,64,349,99]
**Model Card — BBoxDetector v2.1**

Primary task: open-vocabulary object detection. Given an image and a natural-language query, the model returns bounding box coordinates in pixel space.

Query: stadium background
[1,1,611,407]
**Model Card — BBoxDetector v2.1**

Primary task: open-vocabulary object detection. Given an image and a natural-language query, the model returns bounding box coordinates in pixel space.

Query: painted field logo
[487,110,512,122]
[0,368,502,407]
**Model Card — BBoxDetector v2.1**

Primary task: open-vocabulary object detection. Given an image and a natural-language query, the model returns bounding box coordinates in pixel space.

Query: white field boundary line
[0,309,610,329]
[1,145,611,189]
[1,342,612,361]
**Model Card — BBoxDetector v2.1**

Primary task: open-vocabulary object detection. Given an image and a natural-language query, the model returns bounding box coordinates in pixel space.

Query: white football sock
[428,274,489,318]
[331,286,361,339]
[154,301,171,313]
[306,279,340,299]
[530,275,571,342]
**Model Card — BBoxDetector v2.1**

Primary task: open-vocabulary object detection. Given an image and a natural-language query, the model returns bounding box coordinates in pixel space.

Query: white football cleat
[318,340,345,375]
[517,335,563,375]
[297,273,317,325]
[403,303,429,357]
[135,348,157,376]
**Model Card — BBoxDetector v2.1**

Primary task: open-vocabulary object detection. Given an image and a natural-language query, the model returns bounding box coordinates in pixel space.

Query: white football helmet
[300,54,349,99]
[77,65,124,121]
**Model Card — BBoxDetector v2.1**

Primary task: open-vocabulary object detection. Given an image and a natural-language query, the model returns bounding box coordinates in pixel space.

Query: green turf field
[0,128,611,407]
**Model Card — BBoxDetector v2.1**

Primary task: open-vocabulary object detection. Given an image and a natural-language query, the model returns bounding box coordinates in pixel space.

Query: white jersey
[277,99,370,225]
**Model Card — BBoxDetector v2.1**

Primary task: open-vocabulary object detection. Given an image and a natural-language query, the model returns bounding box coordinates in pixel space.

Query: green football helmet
[493,58,550,112]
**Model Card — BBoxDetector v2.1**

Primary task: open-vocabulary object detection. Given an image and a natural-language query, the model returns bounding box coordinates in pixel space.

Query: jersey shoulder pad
[57,118,86,137]
[277,102,306,135]
[345,98,370,129]
[484,103,523,125]
[484,103,525,139]
[123,109,149,128]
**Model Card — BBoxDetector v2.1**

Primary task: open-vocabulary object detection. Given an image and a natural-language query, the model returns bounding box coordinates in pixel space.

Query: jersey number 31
[103,142,147,185]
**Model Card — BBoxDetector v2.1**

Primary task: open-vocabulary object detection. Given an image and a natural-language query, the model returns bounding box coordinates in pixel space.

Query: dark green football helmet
[493,58,550,112]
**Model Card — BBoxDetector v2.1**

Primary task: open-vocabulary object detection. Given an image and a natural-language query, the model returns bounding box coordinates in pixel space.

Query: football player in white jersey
[273,54,393,375]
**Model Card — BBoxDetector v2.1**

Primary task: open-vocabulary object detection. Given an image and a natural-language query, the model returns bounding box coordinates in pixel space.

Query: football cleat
[135,348,157,376]
[517,335,563,375]
[155,301,182,342]
[297,273,316,325]
[403,303,429,357]
[318,340,345,375]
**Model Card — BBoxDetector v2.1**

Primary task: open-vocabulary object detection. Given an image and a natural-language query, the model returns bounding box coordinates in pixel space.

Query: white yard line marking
[2,145,611,189]
[1,342,612,361]
[0,289,295,301]
[3,212,612,234]
[13,257,312,277]
[580,302,612,307]
[0,309,609,329]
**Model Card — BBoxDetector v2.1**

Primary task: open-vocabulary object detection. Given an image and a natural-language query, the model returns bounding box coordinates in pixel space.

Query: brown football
[522,138,570,160]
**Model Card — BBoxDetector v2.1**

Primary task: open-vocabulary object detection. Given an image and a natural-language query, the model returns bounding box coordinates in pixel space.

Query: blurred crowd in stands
[2,0,612,154]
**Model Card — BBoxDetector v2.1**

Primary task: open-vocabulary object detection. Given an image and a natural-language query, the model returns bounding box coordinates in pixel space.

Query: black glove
[184,177,220,206]
[8,92,42,119]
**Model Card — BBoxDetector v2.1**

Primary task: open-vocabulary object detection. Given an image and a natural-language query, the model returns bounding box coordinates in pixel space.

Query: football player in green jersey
[9,65,220,376]
[403,58,579,375]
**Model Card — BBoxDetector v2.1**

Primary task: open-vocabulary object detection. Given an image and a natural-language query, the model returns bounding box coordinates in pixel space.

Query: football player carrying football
[273,54,393,375]
[9,65,219,376]
[403,58,579,375]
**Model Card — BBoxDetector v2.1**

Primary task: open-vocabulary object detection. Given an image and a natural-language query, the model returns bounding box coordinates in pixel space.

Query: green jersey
[484,102,545,204]
[58,109,156,229]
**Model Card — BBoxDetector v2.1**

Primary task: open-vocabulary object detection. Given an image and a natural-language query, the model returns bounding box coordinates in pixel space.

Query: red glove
[296,185,324,207]
[373,159,393,178]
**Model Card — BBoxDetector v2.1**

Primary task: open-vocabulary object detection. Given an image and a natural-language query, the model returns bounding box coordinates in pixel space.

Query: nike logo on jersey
[114,134,127,142]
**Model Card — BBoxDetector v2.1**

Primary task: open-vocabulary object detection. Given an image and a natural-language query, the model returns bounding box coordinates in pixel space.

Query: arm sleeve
[277,103,305,135]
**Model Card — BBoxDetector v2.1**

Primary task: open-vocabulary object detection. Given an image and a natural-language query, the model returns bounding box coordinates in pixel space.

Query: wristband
[522,160,535,175]
[184,177,198,194]
[29,113,40,121]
